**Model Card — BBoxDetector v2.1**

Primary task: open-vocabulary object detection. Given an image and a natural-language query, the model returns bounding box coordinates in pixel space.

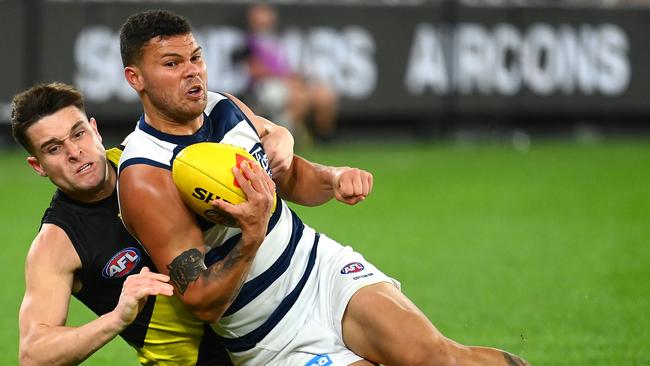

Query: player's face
[136,33,208,123]
[25,106,111,201]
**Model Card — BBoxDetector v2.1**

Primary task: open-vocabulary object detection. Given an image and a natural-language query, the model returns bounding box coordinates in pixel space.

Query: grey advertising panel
[450,7,648,116]
[5,1,650,125]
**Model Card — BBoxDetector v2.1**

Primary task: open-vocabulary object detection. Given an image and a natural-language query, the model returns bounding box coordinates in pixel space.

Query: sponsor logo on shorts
[340,262,365,274]
[102,247,140,279]
[305,354,333,366]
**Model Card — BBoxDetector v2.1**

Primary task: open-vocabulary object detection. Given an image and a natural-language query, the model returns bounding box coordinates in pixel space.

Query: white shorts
[229,233,400,366]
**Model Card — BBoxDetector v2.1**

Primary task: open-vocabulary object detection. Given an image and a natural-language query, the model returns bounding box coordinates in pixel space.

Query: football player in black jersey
[11,82,293,365]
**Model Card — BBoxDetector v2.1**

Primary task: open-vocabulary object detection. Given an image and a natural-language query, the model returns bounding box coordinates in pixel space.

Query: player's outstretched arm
[274,155,373,206]
[118,162,274,322]
[18,226,172,366]
[224,92,372,206]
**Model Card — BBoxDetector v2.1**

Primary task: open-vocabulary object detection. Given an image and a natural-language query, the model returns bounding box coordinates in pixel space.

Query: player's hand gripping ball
[172,142,276,226]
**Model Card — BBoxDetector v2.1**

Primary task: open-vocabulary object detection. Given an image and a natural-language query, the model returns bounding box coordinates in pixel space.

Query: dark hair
[119,9,192,67]
[11,82,85,153]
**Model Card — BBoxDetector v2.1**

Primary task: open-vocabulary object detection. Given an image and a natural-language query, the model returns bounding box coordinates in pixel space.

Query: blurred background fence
[1,0,650,143]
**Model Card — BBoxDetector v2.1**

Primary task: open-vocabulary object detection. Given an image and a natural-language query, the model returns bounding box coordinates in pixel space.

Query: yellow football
[172,142,276,227]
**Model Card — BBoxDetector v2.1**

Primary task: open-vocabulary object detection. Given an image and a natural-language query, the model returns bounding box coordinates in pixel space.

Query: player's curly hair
[119,9,192,67]
[11,82,85,153]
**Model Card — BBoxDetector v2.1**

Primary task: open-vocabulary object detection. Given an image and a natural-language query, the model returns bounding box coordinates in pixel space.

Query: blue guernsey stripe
[204,234,241,267]
[118,158,171,175]
[222,209,303,316]
[202,201,283,266]
[217,233,320,353]
[170,145,187,167]
[137,114,215,145]
[207,97,252,140]
[266,200,283,235]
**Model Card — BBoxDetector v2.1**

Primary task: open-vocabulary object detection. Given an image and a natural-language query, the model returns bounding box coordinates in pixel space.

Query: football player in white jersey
[117,9,531,366]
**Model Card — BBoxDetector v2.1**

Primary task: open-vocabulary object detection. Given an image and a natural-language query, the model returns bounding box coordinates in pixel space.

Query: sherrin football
[172,142,276,226]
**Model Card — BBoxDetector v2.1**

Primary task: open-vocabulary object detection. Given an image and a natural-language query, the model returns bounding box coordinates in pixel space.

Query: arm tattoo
[167,248,207,294]
[204,241,254,303]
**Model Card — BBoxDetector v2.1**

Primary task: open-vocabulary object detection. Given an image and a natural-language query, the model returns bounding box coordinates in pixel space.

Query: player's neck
[143,108,204,136]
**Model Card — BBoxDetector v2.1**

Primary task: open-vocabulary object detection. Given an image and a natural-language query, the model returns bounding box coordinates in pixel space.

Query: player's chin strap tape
[106,145,125,166]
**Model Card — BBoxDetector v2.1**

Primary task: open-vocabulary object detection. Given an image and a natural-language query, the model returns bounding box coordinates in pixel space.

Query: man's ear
[124,65,144,92]
[89,117,103,144]
[27,156,47,177]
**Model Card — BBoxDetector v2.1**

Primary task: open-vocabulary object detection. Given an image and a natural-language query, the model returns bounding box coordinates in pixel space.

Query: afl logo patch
[340,262,365,274]
[102,247,141,279]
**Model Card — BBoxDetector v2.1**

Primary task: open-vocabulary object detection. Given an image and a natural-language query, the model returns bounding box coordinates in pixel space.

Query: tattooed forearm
[167,248,207,294]
[219,245,254,272]
[203,243,255,302]
[168,235,257,300]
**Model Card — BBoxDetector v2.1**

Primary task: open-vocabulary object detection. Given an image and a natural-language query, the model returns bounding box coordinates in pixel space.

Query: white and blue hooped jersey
[118,92,321,358]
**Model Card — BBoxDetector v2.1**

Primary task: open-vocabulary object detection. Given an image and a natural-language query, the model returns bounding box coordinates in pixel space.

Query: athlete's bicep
[118,165,242,319]
[118,165,205,282]
[19,225,79,338]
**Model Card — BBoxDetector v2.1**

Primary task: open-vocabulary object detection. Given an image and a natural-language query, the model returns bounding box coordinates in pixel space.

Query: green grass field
[1,138,649,365]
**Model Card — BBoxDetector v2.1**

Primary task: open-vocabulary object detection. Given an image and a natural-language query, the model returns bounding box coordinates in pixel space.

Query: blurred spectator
[245,3,339,145]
